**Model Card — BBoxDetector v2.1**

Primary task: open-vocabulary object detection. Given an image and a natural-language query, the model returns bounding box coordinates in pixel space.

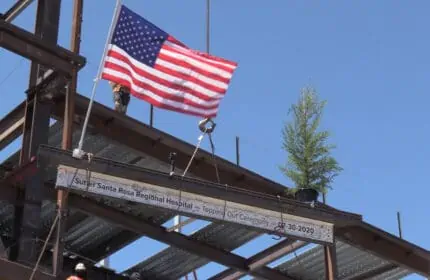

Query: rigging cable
[29,213,59,280]
[0,58,24,90]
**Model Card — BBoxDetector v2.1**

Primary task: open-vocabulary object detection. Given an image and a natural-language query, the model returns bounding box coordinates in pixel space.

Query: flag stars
[111,7,168,67]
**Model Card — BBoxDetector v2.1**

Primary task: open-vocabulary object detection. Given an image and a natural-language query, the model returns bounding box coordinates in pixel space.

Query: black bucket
[295,188,319,203]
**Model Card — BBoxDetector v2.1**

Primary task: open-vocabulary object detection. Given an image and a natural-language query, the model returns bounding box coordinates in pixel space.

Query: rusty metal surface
[0,121,175,262]
[0,121,273,278]
[0,121,424,279]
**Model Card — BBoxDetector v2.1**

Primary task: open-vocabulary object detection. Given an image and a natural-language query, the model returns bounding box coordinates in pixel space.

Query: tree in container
[281,86,342,203]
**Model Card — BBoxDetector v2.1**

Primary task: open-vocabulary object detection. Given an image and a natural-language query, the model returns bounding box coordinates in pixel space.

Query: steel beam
[11,0,62,265]
[0,101,26,151]
[0,255,128,280]
[0,70,66,153]
[64,194,292,280]
[209,239,307,280]
[0,257,56,280]
[52,0,83,275]
[1,0,36,22]
[324,243,338,280]
[0,20,85,74]
[59,95,288,196]
[3,92,289,196]
[38,145,361,228]
[337,224,430,277]
[349,263,398,280]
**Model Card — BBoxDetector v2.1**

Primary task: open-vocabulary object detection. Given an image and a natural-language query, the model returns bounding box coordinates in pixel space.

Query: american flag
[101,5,238,118]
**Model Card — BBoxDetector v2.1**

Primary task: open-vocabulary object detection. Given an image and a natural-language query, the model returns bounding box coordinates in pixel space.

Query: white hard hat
[75,263,86,271]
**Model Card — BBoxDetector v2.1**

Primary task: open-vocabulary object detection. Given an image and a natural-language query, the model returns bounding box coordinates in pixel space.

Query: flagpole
[206,0,210,54]
[73,0,122,158]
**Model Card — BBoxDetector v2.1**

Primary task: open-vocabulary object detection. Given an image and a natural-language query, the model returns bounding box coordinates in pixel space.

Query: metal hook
[198,118,216,134]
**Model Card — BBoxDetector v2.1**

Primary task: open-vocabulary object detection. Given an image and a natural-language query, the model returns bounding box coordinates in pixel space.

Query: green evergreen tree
[281,86,342,194]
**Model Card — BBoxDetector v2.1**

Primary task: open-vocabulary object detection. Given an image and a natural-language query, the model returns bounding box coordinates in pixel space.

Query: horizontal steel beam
[0,256,128,280]
[2,93,290,196]
[1,0,35,22]
[0,19,86,73]
[0,257,55,280]
[0,101,26,151]
[209,239,308,280]
[65,193,291,280]
[349,263,398,280]
[337,224,430,277]
[59,94,289,196]
[0,71,66,152]
[38,145,360,240]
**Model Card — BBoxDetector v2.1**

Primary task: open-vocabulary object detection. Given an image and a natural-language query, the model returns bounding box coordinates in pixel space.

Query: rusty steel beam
[0,256,128,280]
[38,144,361,227]
[0,101,25,151]
[10,0,62,265]
[209,239,307,280]
[0,70,66,153]
[64,194,292,280]
[60,94,288,196]
[349,263,398,280]
[324,244,338,280]
[52,0,83,275]
[337,224,430,277]
[3,92,288,197]
[0,257,56,280]
[0,19,85,74]
[1,0,36,22]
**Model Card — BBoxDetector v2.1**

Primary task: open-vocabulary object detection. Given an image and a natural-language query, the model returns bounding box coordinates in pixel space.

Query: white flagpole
[73,0,122,158]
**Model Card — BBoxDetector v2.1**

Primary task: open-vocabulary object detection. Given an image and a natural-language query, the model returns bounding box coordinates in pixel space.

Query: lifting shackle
[198,118,216,134]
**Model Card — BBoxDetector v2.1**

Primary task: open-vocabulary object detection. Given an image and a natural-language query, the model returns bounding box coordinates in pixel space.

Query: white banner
[55,165,334,243]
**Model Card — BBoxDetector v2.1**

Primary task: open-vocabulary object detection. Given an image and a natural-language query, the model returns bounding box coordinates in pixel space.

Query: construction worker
[66,262,87,280]
[109,81,131,114]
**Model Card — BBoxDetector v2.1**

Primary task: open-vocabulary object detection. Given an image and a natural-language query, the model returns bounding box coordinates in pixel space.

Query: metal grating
[0,122,179,261]
[0,121,264,277]
[123,223,261,279]
[272,241,411,280]
[0,121,416,279]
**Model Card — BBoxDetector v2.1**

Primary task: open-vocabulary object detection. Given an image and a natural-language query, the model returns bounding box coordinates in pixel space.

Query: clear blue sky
[1,0,428,279]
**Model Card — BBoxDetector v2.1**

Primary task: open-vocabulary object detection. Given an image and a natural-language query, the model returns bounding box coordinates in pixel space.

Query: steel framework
[0,1,430,280]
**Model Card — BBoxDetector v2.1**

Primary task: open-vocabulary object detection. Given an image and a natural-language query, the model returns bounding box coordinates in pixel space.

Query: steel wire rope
[179,124,222,225]
[1,237,100,266]
[27,161,86,280]
[28,213,59,280]
[0,58,25,90]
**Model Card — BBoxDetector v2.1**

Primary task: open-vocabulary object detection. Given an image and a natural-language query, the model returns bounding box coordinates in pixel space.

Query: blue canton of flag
[111,6,167,67]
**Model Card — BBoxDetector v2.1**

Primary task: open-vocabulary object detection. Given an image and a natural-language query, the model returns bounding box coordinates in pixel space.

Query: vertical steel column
[324,245,338,280]
[323,193,338,279]
[52,0,83,275]
[10,0,62,264]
